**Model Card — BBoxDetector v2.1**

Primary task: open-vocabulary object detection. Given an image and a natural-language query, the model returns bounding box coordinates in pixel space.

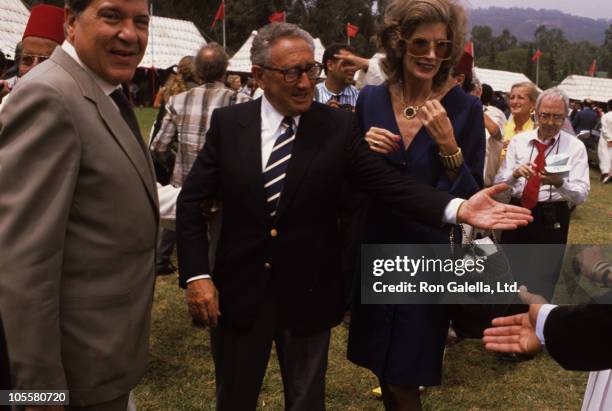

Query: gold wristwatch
[439,147,464,171]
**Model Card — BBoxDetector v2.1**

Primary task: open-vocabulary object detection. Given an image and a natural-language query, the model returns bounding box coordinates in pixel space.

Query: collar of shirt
[529,130,560,147]
[61,41,119,97]
[513,116,534,133]
[320,81,349,99]
[260,94,301,171]
[202,81,226,90]
[261,93,301,132]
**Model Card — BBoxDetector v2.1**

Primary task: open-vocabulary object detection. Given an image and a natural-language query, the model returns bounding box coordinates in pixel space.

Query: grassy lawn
[135,107,611,410]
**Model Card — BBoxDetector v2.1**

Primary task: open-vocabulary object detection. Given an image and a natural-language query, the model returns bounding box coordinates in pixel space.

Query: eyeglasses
[19,53,50,67]
[398,33,453,60]
[260,62,323,83]
[538,112,565,123]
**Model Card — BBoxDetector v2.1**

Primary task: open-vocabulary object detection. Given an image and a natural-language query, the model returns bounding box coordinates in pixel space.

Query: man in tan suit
[0,0,157,410]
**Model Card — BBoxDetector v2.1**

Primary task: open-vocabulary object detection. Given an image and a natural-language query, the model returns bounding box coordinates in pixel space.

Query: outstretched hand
[482,287,546,354]
[457,183,533,230]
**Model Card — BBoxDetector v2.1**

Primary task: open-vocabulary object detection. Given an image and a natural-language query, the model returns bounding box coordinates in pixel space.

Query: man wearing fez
[177,22,532,410]
[0,5,64,102]
[0,0,157,409]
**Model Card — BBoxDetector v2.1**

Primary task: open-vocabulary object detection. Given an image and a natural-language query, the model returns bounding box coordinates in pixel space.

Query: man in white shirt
[494,87,589,299]
[598,99,612,183]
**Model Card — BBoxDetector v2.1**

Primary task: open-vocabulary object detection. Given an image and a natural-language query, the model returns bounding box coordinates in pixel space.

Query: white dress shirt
[494,129,590,206]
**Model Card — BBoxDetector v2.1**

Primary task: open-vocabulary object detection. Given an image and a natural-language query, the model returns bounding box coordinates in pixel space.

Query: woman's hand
[419,100,458,155]
[364,126,401,154]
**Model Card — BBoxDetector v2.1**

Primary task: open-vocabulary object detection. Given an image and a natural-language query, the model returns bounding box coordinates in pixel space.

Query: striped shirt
[315,81,359,109]
[150,82,251,187]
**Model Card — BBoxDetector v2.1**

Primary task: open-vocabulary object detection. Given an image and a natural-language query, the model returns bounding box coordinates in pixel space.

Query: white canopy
[0,0,29,59]
[474,67,539,93]
[140,16,207,69]
[557,75,612,103]
[228,30,326,74]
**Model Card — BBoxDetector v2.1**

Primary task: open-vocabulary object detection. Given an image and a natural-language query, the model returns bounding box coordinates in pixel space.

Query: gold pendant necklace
[399,84,432,120]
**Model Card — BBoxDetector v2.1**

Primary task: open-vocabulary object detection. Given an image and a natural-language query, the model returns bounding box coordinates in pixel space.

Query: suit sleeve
[0,81,80,389]
[544,304,612,371]
[176,109,221,287]
[345,114,454,227]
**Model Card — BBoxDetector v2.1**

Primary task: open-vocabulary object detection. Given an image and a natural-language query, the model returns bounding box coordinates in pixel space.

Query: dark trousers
[502,199,570,301]
[155,228,175,270]
[210,298,330,411]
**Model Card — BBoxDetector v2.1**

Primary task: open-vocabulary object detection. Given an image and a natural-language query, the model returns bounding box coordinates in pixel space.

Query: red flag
[347,23,359,38]
[211,1,224,29]
[268,11,285,23]
[588,59,597,76]
[531,49,542,62]
[464,41,474,57]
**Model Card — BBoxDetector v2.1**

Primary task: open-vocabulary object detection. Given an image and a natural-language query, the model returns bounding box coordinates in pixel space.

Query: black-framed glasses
[19,53,50,67]
[260,62,323,83]
[538,112,565,123]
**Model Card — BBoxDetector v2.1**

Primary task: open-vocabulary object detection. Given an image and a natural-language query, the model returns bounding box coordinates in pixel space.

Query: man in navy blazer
[177,23,532,411]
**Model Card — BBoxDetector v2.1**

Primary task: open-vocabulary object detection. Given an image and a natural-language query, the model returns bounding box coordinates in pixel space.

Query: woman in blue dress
[347,0,485,409]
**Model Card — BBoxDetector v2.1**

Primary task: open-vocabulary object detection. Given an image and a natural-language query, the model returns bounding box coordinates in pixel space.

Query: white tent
[474,67,539,93]
[227,30,257,73]
[0,0,29,59]
[228,30,326,74]
[140,16,207,69]
[557,75,612,103]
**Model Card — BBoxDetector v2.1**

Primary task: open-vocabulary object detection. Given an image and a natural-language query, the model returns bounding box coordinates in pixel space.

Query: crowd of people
[0,0,610,410]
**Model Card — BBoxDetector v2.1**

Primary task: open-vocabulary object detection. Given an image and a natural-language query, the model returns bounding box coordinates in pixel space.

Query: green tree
[471,25,494,58]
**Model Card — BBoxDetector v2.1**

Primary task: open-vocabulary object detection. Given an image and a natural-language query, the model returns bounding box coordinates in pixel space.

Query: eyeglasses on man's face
[260,62,323,83]
[538,112,565,123]
[19,53,50,67]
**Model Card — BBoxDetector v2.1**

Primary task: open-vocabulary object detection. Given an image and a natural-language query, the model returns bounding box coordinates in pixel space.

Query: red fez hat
[453,52,474,78]
[23,5,65,45]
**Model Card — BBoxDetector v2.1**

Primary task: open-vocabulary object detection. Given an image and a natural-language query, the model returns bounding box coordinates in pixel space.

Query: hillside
[468,7,611,44]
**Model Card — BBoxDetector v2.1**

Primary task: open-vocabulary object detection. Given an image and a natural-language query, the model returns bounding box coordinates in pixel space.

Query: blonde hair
[378,0,467,88]
[163,56,194,101]
[510,81,539,103]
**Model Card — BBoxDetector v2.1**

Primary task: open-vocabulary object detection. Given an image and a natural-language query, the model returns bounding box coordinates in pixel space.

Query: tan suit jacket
[0,47,158,406]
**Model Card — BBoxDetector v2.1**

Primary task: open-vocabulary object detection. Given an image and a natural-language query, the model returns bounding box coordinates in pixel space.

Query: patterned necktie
[109,89,145,150]
[521,140,548,209]
[264,116,295,217]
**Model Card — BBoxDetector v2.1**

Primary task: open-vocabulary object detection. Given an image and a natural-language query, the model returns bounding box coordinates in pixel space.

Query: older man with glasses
[494,87,590,302]
[177,22,533,410]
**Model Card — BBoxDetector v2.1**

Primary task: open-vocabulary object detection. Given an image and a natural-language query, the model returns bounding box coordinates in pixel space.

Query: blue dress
[347,84,485,386]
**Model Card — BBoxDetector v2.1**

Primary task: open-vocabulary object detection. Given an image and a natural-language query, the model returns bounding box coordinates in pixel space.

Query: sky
[464,0,612,20]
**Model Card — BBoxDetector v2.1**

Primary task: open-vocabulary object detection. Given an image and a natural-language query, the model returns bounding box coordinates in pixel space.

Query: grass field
[136,107,611,410]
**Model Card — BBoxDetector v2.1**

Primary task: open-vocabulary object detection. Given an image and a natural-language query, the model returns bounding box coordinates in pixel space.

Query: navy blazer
[176,99,455,334]
[544,303,612,371]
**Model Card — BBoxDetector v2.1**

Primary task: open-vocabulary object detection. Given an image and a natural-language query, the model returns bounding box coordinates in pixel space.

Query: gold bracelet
[439,147,463,170]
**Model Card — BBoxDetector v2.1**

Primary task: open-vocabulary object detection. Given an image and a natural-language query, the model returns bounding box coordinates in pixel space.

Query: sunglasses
[19,53,50,67]
[399,34,453,60]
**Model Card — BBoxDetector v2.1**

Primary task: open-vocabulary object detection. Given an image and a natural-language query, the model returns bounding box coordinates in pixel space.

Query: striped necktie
[264,116,295,217]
